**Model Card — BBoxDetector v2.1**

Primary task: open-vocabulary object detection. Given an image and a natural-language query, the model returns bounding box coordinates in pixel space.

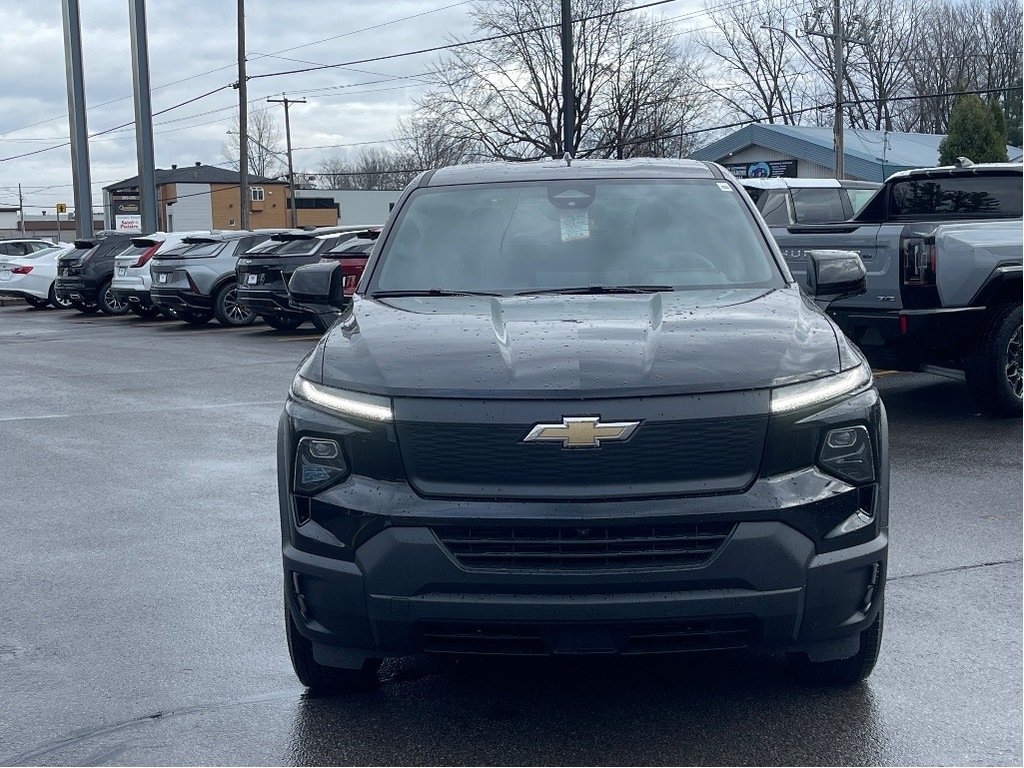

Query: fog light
[294,437,348,495]
[819,425,874,485]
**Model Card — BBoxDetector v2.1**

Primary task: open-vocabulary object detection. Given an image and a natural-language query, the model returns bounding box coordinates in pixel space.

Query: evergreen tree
[938,94,1010,164]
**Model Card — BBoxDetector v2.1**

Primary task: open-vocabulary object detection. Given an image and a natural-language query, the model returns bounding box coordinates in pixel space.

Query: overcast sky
[0,0,703,215]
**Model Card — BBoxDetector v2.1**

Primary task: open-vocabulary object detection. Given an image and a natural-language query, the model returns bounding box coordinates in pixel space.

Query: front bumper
[278,390,890,665]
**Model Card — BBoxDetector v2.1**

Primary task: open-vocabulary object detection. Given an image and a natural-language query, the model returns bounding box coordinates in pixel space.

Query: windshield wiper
[514,285,675,296]
[371,289,503,298]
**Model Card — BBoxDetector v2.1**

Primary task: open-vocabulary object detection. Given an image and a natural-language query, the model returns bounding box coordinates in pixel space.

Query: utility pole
[129,0,157,235]
[796,4,872,180]
[267,95,306,228]
[236,0,250,230]
[61,0,94,239]
[560,0,575,158]
[831,0,844,179]
[17,184,25,236]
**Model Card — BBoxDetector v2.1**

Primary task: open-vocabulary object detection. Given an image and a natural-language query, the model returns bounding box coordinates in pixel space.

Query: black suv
[237,227,379,331]
[54,232,134,315]
[277,160,889,693]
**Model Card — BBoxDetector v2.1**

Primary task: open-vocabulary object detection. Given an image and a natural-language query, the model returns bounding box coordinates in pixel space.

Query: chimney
[195,161,201,167]
[171,164,177,169]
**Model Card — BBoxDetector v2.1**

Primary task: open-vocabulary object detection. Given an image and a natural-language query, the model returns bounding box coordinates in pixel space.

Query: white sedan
[0,243,76,309]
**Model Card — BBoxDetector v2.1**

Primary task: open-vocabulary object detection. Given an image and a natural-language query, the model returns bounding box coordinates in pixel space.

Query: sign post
[56,203,68,242]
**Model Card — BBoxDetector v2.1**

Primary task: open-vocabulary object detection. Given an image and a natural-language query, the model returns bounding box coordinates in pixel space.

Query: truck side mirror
[287,261,347,311]
[805,250,867,301]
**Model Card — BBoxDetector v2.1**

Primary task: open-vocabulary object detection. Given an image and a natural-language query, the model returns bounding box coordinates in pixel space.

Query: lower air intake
[433,521,736,572]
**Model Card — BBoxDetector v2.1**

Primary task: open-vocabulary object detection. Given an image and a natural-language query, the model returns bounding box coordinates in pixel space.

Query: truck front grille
[397,416,767,499]
[433,520,735,571]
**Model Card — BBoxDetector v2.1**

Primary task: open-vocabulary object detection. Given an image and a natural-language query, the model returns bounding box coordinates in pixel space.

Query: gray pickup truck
[765,162,1022,416]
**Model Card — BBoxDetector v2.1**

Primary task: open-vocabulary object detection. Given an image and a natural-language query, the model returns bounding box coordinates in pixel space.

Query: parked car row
[0,226,379,332]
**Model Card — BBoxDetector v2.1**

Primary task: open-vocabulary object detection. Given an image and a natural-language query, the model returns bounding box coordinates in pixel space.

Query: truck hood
[315,286,846,398]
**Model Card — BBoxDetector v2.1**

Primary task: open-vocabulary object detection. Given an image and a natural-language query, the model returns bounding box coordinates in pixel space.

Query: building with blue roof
[689,123,1023,182]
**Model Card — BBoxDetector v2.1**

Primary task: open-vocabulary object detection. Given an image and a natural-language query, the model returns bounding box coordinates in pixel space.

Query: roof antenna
[563,152,572,167]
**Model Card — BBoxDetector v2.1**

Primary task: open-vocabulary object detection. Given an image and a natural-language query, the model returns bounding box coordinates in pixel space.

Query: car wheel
[24,295,51,309]
[129,303,162,319]
[49,283,74,310]
[787,596,884,686]
[286,609,380,694]
[262,314,305,331]
[214,283,256,327]
[178,309,213,326]
[965,304,1023,417]
[98,280,131,316]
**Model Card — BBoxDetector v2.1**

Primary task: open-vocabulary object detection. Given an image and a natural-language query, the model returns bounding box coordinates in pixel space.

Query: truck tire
[285,609,380,694]
[965,304,1022,417]
[787,596,884,686]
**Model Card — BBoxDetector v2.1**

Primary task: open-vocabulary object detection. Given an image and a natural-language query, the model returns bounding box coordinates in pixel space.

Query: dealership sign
[725,160,798,179]
[116,215,142,233]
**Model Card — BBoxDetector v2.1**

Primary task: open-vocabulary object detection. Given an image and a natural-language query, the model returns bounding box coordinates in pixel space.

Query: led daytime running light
[770,366,872,414]
[292,376,393,422]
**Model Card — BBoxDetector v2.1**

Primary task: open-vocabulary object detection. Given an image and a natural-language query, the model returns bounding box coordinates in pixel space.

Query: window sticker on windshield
[717,182,733,191]
[559,210,590,241]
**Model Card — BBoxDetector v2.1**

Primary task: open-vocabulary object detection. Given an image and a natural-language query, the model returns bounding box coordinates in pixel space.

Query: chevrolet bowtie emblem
[522,416,640,449]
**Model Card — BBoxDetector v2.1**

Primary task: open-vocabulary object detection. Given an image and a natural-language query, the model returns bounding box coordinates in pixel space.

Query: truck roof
[423,158,717,186]
[886,162,1023,181]
[740,178,880,190]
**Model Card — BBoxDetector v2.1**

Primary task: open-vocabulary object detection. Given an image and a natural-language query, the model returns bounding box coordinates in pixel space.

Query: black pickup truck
[766,162,1022,416]
[276,159,889,693]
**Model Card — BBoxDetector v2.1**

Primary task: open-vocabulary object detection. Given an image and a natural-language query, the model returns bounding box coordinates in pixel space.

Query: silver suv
[149,231,272,326]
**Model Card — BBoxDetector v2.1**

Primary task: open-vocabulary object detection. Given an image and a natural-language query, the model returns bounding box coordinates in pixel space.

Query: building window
[250,187,265,202]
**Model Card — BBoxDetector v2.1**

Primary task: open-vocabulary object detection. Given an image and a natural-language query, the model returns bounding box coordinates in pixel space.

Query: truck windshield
[372,180,782,295]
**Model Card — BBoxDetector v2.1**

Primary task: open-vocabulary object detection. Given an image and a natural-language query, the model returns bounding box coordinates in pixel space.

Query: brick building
[102,163,339,233]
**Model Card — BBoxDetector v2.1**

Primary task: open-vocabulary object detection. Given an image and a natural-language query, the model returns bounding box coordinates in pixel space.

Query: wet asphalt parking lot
[0,303,1020,767]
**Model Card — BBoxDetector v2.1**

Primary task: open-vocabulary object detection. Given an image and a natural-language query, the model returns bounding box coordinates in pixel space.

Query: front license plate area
[158,273,168,283]
[246,273,258,285]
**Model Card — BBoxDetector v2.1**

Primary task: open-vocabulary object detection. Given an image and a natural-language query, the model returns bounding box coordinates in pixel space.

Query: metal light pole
[129,0,157,234]
[61,0,94,238]
[268,96,306,228]
[832,0,844,179]
[560,0,575,157]
[236,0,250,230]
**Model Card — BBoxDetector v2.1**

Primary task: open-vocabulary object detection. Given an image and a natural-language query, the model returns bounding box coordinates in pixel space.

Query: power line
[247,0,686,81]
[0,0,476,138]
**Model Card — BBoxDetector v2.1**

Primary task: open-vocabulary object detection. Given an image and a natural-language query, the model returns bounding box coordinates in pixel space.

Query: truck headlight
[290,375,392,422]
[770,365,871,414]
[294,437,349,496]
[819,425,875,484]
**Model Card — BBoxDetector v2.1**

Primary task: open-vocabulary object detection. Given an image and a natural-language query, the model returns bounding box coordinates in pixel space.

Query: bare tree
[316,148,419,191]
[695,0,811,125]
[592,23,710,158]
[395,115,475,168]
[417,0,696,158]
[221,106,284,178]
